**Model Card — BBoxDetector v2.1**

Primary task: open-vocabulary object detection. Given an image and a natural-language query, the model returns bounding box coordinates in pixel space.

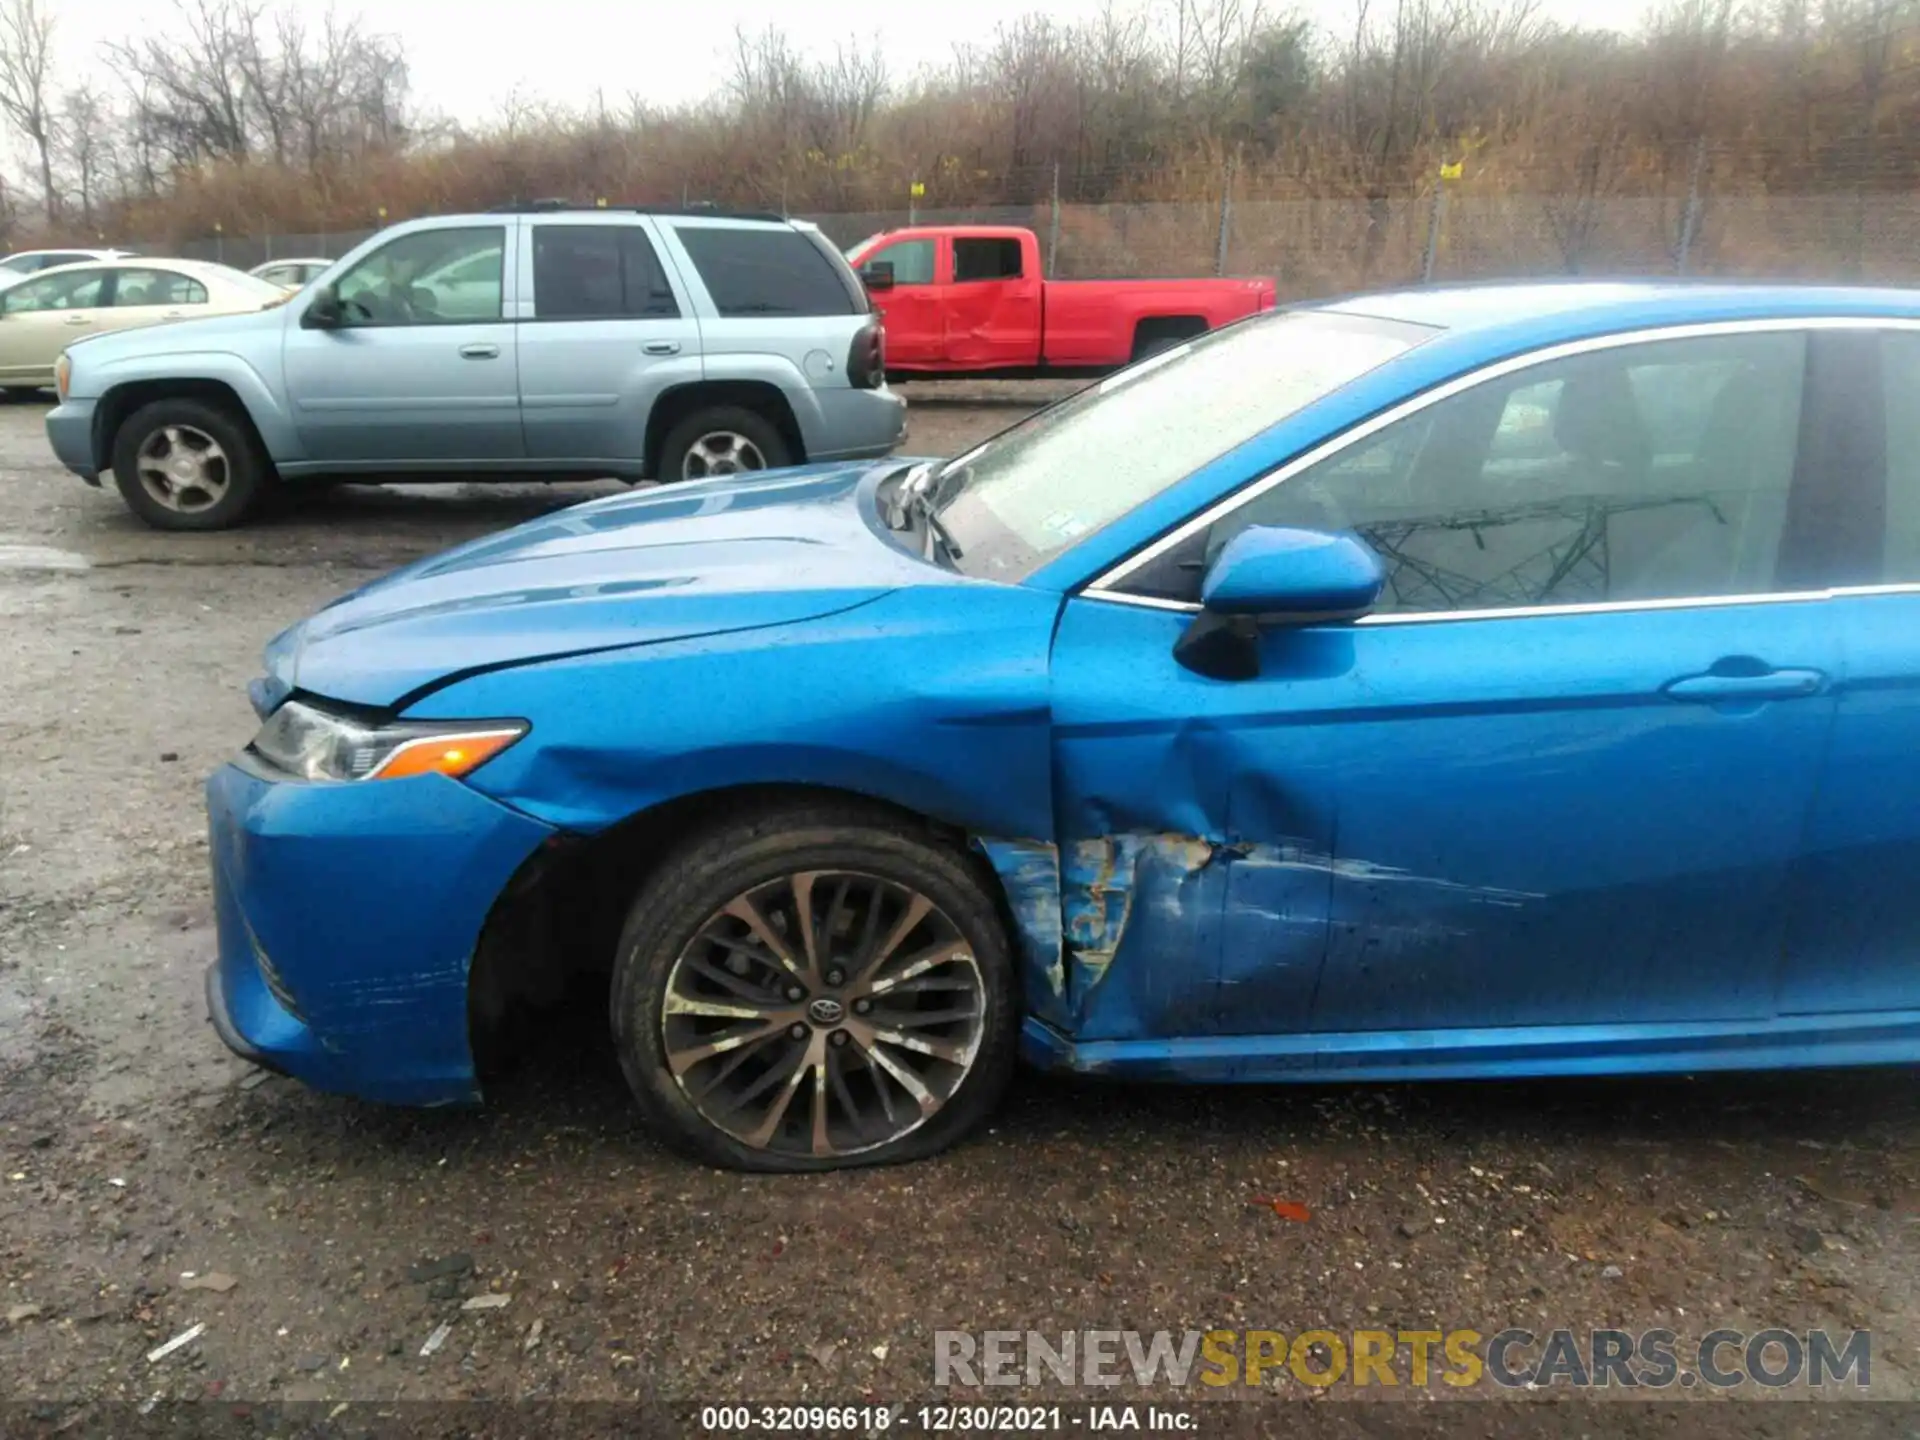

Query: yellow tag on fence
[1438,161,1463,180]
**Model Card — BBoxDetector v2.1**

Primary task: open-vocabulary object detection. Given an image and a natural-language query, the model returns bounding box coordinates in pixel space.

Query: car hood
[261,461,931,710]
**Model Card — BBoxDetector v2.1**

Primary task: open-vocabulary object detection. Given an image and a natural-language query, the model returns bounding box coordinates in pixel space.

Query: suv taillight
[847,321,885,389]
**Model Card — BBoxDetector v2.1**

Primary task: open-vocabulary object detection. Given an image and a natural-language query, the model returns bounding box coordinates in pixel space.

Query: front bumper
[46,398,98,482]
[807,386,908,461]
[205,760,556,1106]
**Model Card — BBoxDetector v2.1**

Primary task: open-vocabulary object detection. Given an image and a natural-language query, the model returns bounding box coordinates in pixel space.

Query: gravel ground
[1,383,1918,1427]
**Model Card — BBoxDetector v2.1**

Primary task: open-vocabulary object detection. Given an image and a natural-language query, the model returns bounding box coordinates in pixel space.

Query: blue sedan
[207,281,1920,1170]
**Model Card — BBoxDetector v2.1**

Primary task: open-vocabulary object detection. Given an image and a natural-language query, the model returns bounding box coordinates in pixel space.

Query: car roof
[1314,278,1920,333]
[27,256,241,279]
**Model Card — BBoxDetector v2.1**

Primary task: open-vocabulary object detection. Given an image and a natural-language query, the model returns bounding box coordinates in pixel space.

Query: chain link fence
[143,191,1920,296]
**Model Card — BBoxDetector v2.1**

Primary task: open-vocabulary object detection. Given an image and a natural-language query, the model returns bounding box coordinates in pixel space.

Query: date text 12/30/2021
[699,1405,1199,1432]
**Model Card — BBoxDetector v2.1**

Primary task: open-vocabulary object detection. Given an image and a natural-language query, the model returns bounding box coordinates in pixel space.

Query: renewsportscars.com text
[933,1327,1871,1390]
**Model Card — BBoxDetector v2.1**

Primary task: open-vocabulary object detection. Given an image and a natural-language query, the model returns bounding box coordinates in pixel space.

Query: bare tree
[58,84,107,227]
[0,0,57,223]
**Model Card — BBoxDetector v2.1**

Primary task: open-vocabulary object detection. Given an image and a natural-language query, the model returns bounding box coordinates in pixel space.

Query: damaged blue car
[208,281,1920,1170]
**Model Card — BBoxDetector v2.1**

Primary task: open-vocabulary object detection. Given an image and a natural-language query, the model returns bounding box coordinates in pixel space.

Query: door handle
[63,315,89,325]
[642,340,680,356]
[1662,667,1828,702]
[459,342,500,359]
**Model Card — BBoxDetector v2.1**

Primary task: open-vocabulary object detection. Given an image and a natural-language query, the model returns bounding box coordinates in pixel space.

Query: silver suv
[45,206,905,530]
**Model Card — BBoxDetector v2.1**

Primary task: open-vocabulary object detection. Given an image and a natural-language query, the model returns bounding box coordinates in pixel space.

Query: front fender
[86,349,298,465]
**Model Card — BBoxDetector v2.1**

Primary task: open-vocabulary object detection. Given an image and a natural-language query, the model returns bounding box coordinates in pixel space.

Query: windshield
[931,310,1434,581]
[844,233,885,262]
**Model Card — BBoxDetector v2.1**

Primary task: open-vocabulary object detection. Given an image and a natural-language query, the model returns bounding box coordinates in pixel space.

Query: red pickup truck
[843,224,1277,379]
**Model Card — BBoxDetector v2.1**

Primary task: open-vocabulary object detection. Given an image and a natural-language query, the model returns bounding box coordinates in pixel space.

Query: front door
[858,236,943,368]
[282,223,523,464]
[1050,326,1839,1055]
[0,266,110,382]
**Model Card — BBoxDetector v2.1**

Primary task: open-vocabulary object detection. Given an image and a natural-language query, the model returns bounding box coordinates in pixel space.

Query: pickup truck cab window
[334,226,504,326]
[865,238,934,286]
[930,310,1428,581]
[953,237,1022,282]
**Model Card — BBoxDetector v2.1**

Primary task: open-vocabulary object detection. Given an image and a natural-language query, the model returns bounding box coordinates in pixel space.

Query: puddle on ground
[0,542,88,573]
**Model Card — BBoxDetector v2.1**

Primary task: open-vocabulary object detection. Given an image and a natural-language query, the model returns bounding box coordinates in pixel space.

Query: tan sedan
[0,258,288,395]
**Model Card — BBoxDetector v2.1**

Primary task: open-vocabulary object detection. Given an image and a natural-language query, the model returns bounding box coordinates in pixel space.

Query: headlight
[249,698,527,782]
[53,352,69,401]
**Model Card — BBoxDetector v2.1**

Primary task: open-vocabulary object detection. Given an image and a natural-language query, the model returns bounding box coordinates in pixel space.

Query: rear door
[99,266,211,337]
[945,236,1041,370]
[1779,326,1920,1019]
[514,218,700,465]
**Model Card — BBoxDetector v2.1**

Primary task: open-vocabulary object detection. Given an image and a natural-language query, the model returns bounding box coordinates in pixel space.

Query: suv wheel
[609,801,1019,1172]
[112,398,268,531]
[658,406,792,483]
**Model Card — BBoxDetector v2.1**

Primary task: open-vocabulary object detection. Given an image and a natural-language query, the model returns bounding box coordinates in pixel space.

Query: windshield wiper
[882,460,965,565]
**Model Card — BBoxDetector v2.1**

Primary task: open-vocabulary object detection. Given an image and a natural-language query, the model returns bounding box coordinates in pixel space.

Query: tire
[111,397,269,531]
[656,405,792,484]
[609,800,1019,1172]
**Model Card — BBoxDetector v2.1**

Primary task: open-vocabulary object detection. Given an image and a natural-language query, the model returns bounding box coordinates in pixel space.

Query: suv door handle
[1662,667,1828,702]
[63,315,90,325]
[459,342,500,359]
[642,340,680,356]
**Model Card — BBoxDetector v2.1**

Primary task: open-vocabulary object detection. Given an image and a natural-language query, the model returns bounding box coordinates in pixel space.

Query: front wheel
[656,405,792,483]
[111,398,268,531]
[609,802,1019,1171]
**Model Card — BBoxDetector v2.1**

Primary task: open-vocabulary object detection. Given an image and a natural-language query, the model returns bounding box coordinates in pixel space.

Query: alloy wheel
[136,424,230,513]
[660,871,987,1160]
[682,431,767,479]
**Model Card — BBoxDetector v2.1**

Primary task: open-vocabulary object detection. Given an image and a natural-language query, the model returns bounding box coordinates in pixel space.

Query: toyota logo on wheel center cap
[807,997,846,1026]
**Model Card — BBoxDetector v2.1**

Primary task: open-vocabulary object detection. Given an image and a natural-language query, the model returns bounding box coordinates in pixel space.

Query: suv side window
[333,226,504,326]
[3,268,107,312]
[867,238,935,286]
[1178,330,1807,614]
[953,237,1023,283]
[531,225,679,319]
[110,268,208,306]
[673,226,858,317]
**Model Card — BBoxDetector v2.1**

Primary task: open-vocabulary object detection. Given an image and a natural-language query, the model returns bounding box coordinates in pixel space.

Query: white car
[249,257,332,290]
[0,257,287,395]
[0,247,137,276]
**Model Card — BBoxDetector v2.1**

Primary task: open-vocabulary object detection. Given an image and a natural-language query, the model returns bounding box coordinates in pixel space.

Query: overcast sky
[53,0,1651,124]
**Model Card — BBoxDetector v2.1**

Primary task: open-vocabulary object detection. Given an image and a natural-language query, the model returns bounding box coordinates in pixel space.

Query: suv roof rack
[483,199,789,223]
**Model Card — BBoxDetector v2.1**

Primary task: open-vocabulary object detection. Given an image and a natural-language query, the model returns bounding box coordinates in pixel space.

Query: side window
[530,224,679,319]
[953,237,1023,283]
[110,269,208,306]
[333,226,504,326]
[868,239,935,286]
[674,226,858,318]
[1193,330,1807,614]
[3,269,107,312]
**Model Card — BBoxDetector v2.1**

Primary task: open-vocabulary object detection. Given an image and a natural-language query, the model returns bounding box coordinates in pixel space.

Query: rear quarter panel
[652,221,873,456]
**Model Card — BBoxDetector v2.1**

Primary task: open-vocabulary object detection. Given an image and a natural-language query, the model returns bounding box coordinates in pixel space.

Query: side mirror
[1173,525,1385,680]
[300,284,343,330]
[861,261,895,292]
